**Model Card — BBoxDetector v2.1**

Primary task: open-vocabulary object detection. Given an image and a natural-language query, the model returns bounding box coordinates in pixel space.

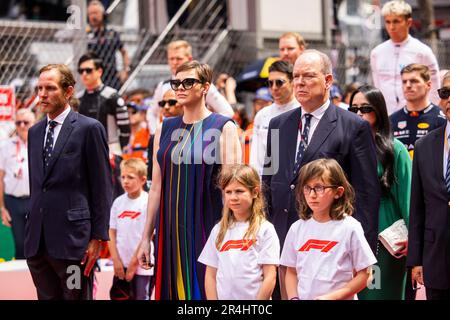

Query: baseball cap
[254,87,272,102]
[330,85,342,99]
[127,101,148,112]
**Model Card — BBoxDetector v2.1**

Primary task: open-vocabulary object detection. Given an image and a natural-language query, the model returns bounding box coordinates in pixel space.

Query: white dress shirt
[295,100,330,158]
[250,99,300,175]
[443,121,450,179]
[44,106,71,149]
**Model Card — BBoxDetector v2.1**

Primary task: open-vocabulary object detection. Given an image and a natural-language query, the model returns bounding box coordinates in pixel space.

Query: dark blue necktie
[293,114,312,175]
[445,143,450,194]
[43,120,58,172]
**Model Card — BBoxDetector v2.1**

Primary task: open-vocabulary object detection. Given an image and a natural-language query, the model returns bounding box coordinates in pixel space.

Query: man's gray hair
[88,0,105,13]
[301,49,333,75]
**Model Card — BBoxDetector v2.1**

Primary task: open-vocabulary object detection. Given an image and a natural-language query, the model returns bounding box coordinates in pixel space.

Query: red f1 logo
[220,239,256,252]
[118,211,141,219]
[298,239,338,253]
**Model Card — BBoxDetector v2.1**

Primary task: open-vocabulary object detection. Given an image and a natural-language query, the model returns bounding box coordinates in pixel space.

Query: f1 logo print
[299,239,338,253]
[220,239,256,252]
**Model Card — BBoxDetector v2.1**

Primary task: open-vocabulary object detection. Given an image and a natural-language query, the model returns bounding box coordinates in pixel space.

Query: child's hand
[113,259,125,279]
[125,263,137,282]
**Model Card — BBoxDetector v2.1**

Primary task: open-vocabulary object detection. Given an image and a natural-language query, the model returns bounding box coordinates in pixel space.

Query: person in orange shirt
[123,102,150,163]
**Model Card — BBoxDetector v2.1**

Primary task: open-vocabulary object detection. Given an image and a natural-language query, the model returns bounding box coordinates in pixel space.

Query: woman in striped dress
[137,61,241,299]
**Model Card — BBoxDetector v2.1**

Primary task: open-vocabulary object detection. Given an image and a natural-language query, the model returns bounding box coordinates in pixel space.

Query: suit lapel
[432,126,446,192]
[33,119,47,182]
[43,110,76,181]
[290,104,337,184]
[285,108,301,175]
[301,104,337,164]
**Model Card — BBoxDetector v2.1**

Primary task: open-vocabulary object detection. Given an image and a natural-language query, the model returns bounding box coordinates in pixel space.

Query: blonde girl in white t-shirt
[281,158,377,300]
[198,164,280,300]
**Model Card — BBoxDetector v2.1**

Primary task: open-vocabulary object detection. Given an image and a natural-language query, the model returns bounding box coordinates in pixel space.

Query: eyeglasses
[267,79,287,88]
[158,99,178,107]
[127,108,138,115]
[169,78,202,91]
[303,185,337,196]
[78,67,94,75]
[15,120,30,126]
[348,104,375,114]
[438,87,450,99]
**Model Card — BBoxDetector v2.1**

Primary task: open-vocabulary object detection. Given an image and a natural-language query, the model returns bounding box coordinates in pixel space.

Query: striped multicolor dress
[155,113,232,300]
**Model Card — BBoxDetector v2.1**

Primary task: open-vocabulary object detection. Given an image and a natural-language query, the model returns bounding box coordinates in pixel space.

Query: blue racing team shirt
[389,103,446,159]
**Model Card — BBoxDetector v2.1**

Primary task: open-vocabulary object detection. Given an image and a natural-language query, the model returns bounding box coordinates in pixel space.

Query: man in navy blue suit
[25,64,112,300]
[407,72,450,299]
[262,50,380,299]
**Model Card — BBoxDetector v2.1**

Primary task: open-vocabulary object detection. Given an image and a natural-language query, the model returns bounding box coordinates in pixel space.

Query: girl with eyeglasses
[280,158,376,300]
[137,61,241,300]
[349,85,412,300]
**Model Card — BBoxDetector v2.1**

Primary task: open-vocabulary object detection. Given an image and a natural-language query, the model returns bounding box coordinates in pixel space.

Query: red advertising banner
[0,86,15,121]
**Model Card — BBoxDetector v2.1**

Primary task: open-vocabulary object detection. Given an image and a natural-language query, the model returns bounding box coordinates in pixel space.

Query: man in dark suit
[407,72,450,299]
[262,50,380,298]
[25,64,112,300]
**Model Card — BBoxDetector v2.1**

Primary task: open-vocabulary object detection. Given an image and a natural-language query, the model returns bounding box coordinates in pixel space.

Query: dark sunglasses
[267,79,287,88]
[78,67,94,75]
[127,108,138,114]
[158,99,178,107]
[170,78,202,91]
[348,104,375,114]
[438,87,450,100]
[15,120,30,126]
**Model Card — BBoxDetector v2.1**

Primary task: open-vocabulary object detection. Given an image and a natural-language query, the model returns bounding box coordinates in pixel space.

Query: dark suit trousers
[26,235,93,300]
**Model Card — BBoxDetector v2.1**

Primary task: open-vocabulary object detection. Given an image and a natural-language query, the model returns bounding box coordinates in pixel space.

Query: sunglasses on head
[169,78,202,91]
[438,87,450,100]
[78,67,94,75]
[267,79,287,88]
[15,120,30,126]
[158,99,178,107]
[348,104,375,114]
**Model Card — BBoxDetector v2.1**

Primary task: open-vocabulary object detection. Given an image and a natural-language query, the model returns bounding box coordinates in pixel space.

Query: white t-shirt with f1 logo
[280,215,377,300]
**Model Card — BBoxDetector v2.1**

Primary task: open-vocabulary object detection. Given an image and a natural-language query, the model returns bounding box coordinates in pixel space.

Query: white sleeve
[280,223,298,268]
[147,81,164,135]
[198,224,220,268]
[370,49,379,88]
[206,84,234,118]
[249,112,263,176]
[0,144,5,171]
[349,220,378,272]
[422,49,441,106]
[257,222,280,265]
[109,197,120,229]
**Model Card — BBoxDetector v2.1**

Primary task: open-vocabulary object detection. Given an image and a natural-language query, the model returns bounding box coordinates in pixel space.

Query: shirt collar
[47,105,71,126]
[391,34,411,47]
[301,99,330,120]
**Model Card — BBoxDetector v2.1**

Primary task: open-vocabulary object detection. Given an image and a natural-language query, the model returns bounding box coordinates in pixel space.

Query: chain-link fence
[1,18,449,108]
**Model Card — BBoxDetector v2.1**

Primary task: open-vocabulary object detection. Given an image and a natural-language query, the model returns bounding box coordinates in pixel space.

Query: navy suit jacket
[25,110,112,260]
[262,104,380,252]
[407,125,450,289]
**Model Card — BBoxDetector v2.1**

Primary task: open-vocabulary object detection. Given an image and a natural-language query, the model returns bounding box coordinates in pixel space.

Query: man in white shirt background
[0,109,35,259]
[250,60,300,175]
[146,40,234,134]
[370,0,440,115]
